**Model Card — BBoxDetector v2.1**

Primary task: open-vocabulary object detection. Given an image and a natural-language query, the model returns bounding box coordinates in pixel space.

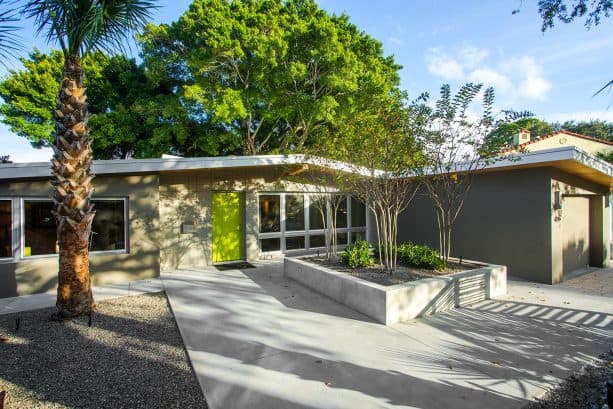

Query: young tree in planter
[23,0,155,318]
[415,83,527,262]
[325,93,423,274]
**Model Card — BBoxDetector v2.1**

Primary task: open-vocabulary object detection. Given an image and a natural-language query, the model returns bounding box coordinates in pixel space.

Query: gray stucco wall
[398,166,611,284]
[398,168,553,283]
[0,174,160,297]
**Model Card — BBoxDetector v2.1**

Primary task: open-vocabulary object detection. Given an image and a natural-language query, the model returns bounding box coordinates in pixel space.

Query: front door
[212,192,243,262]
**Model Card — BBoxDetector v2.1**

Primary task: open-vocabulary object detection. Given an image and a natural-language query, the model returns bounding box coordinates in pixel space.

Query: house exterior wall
[399,168,553,283]
[549,168,610,283]
[515,134,613,156]
[0,174,160,297]
[158,166,341,271]
[398,166,611,284]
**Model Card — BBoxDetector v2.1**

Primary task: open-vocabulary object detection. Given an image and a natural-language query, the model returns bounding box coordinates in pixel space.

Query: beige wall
[0,174,160,297]
[159,166,338,271]
[513,133,613,156]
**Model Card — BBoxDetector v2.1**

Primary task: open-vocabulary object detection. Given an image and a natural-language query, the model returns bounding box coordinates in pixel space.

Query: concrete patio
[163,262,613,409]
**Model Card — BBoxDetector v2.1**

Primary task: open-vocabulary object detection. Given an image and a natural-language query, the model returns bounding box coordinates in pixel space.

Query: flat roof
[0,147,611,189]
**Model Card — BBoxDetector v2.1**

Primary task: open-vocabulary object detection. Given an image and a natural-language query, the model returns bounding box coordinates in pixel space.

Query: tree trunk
[52,54,95,318]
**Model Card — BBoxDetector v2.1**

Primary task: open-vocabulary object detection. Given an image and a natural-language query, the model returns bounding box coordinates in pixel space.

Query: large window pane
[261,237,280,252]
[260,195,280,233]
[334,196,347,228]
[309,196,326,230]
[309,234,326,248]
[285,195,305,231]
[91,200,126,251]
[285,236,305,250]
[0,200,11,257]
[336,233,348,245]
[24,201,56,256]
[351,197,366,228]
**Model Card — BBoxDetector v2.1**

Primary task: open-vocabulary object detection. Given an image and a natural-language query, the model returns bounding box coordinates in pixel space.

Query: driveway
[163,263,612,409]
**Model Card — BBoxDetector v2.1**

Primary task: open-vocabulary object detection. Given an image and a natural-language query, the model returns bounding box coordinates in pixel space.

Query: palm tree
[23,0,155,318]
[0,0,21,64]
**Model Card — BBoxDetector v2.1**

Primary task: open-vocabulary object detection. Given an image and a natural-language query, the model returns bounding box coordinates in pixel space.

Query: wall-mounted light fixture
[553,190,562,210]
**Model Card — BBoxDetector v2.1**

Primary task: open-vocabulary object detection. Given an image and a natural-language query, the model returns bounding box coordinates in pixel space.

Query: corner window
[334,196,348,228]
[285,195,305,231]
[308,196,326,230]
[260,195,280,233]
[351,197,366,228]
[23,200,56,257]
[0,200,12,258]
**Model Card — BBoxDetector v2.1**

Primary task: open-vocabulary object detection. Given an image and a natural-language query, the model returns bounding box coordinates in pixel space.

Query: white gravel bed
[0,292,208,409]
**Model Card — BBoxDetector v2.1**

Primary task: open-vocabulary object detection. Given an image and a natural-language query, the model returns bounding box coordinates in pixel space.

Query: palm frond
[0,0,22,63]
[23,0,157,57]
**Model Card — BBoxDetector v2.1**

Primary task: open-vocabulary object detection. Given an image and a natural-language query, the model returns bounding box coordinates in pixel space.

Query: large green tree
[558,119,613,141]
[0,48,229,159]
[140,0,401,155]
[23,0,155,318]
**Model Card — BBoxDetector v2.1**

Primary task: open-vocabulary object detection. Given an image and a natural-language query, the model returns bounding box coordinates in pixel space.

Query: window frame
[20,197,129,259]
[257,192,367,256]
[0,197,16,261]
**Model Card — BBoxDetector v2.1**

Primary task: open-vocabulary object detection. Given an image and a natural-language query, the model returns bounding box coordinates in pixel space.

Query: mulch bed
[523,350,613,409]
[0,292,208,409]
[304,257,478,286]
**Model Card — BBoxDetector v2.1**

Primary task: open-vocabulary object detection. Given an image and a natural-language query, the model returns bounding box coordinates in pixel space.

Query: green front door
[212,192,243,262]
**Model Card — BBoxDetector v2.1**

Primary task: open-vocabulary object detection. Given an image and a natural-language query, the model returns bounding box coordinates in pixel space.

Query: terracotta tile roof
[503,130,613,153]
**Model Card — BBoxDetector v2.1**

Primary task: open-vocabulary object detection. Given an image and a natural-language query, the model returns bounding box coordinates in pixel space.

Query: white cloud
[469,67,512,92]
[389,36,405,46]
[425,44,551,102]
[457,44,489,69]
[425,48,464,80]
[507,56,551,101]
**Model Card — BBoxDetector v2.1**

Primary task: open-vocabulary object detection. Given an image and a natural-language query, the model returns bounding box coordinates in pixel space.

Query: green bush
[397,242,446,270]
[341,240,373,269]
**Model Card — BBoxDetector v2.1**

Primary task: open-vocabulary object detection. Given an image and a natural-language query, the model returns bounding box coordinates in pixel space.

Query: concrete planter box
[284,257,507,325]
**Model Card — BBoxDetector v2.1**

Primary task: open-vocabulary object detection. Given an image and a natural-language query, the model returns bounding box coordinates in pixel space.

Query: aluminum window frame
[20,197,129,259]
[257,192,368,255]
[0,197,16,262]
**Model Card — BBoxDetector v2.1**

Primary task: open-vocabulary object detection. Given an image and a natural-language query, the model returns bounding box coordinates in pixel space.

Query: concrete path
[0,278,163,315]
[163,264,612,409]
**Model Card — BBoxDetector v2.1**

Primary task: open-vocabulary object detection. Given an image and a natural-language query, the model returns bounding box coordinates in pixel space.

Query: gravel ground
[305,257,476,286]
[0,292,208,409]
[524,350,613,409]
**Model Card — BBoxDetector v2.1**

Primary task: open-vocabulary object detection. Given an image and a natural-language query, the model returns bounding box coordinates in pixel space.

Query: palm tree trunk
[52,54,95,317]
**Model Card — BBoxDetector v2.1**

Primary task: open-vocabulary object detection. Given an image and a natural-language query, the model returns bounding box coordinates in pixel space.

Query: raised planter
[284,257,507,325]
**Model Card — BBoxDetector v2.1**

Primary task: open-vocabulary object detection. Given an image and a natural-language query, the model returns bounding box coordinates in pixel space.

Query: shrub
[341,240,373,269]
[397,242,446,270]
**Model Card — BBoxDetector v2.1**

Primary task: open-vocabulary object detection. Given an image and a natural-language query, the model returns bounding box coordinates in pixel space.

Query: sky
[2,0,613,162]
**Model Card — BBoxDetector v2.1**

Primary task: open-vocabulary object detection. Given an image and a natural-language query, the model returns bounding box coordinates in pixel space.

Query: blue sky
[3,0,613,162]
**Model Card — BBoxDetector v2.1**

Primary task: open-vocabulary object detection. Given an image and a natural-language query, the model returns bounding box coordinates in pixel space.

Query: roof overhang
[1,146,611,191]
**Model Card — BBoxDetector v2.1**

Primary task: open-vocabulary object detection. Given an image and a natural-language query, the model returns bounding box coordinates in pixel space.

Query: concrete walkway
[163,263,613,409]
[0,278,163,315]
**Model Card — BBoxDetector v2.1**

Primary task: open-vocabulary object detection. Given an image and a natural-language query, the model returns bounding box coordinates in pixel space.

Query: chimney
[512,129,531,145]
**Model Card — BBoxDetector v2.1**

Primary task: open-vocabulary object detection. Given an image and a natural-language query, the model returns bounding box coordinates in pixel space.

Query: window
[23,200,56,257]
[258,193,367,254]
[351,197,366,228]
[0,200,11,258]
[23,198,127,257]
[334,196,347,228]
[260,195,280,233]
[285,195,305,231]
[91,200,126,251]
[309,234,326,248]
[309,196,326,230]
[261,237,280,252]
[285,236,305,250]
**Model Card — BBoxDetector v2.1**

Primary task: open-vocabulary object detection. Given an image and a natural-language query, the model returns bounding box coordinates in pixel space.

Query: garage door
[562,196,590,274]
